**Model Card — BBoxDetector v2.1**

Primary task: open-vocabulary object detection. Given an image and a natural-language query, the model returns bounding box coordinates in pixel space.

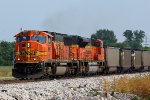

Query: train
[12,30,150,79]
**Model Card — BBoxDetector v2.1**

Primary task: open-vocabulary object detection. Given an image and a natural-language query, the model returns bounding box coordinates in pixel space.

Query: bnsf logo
[19,51,37,56]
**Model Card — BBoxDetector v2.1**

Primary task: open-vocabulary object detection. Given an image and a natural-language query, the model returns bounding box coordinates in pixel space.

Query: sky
[0,0,150,46]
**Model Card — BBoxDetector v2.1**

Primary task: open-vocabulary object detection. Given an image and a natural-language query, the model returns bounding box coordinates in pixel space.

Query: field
[0,66,14,80]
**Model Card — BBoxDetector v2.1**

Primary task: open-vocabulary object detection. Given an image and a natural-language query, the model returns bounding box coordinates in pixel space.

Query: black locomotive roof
[43,31,102,47]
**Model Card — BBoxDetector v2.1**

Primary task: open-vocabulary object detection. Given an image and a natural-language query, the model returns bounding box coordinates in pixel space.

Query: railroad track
[0,71,149,84]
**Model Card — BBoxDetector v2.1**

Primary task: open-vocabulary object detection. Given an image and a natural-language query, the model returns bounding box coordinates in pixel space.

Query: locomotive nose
[16,41,39,62]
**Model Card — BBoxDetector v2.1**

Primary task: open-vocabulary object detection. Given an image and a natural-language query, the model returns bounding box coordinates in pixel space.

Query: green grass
[0,66,12,77]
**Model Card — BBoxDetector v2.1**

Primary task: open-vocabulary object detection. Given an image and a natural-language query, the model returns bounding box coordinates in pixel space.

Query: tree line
[0,41,15,66]
[91,29,149,50]
[0,29,149,66]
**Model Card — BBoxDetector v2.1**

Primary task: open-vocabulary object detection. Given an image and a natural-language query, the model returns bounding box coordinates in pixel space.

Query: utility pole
[20,28,22,32]
[144,35,148,47]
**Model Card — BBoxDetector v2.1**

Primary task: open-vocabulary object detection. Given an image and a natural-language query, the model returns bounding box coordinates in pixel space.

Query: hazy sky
[0,0,150,45]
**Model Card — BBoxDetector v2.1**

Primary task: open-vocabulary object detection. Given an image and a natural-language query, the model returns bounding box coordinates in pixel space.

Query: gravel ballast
[0,72,149,100]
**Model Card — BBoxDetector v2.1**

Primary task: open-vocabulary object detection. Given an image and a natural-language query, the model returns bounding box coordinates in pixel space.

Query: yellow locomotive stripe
[37,51,47,56]
[16,51,47,56]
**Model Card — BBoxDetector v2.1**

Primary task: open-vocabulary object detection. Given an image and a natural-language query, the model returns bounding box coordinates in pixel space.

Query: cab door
[47,36,53,60]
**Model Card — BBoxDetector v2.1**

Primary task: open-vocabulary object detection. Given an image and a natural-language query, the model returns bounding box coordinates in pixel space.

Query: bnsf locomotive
[12,30,150,78]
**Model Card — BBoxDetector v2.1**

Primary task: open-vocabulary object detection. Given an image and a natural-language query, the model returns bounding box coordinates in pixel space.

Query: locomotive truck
[12,30,150,79]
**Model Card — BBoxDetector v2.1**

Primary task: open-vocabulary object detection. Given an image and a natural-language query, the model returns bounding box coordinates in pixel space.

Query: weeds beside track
[102,73,150,98]
[0,66,12,77]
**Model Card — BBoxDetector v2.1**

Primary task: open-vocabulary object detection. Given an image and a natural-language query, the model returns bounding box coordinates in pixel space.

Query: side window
[48,36,51,44]
[96,42,100,47]
[32,36,46,43]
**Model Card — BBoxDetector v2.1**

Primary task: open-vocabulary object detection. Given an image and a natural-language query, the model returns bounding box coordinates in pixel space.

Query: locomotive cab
[12,30,52,78]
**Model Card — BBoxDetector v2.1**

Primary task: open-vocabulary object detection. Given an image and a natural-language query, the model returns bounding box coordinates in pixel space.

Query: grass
[102,74,150,99]
[0,66,13,78]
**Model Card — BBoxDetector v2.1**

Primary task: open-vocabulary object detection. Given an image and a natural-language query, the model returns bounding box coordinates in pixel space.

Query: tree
[134,30,145,43]
[123,30,133,42]
[112,42,131,49]
[91,29,117,46]
[123,30,145,50]
[0,41,15,66]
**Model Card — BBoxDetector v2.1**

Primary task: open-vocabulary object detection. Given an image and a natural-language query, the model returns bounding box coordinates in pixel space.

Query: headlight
[33,58,36,61]
[17,58,20,61]
[27,42,30,47]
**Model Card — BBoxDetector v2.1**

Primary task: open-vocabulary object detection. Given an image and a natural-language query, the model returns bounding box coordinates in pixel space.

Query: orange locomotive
[12,30,104,78]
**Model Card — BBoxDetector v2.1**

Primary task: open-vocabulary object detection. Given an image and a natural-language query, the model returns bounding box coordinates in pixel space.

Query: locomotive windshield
[32,36,46,43]
[17,36,30,42]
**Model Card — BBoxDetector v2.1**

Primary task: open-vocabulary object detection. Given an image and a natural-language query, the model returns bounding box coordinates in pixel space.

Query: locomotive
[12,30,150,79]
